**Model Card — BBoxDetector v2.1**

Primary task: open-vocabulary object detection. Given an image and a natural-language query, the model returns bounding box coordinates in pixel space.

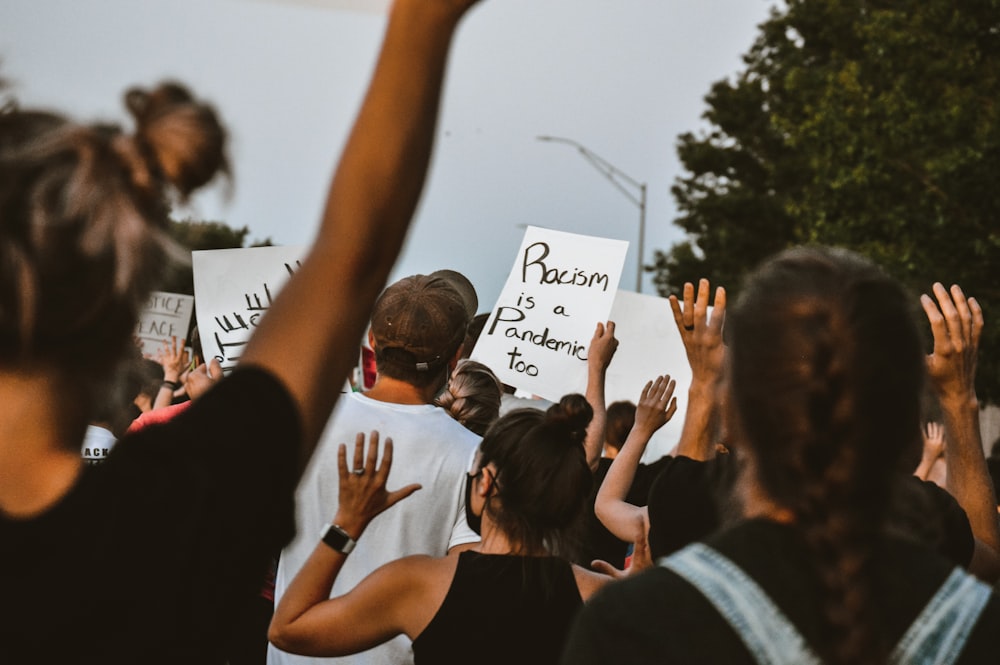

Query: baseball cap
[371,270,478,372]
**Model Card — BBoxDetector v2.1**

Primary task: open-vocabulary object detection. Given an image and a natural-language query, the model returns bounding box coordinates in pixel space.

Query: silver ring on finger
[352,468,365,476]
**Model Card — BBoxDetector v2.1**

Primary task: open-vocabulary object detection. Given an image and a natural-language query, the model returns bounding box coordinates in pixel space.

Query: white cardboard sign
[471,226,628,402]
[135,291,196,358]
[192,245,306,373]
[605,290,700,462]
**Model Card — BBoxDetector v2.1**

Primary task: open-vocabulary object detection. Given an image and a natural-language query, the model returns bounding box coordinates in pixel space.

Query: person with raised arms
[0,0,484,662]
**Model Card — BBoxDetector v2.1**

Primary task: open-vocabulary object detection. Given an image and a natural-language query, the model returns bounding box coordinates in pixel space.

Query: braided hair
[478,394,594,559]
[0,81,228,420]
[727,247,924,665]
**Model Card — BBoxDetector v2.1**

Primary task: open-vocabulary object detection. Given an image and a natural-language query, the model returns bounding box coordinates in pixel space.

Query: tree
[653,0,1000,401]
[157,218,272,295]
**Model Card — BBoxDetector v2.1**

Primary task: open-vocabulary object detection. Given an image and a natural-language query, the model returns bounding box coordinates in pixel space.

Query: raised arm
[669,279,726,461]
[584,321,619,471]
[239,0,482,469]
[594,376,677,545]
[921,282,1000,582]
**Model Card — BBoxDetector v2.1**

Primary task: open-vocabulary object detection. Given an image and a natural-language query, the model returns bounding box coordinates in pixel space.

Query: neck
[475,515,548,557]
[0,368,87,518]
[364,374,441,405]
[737,456,796,525]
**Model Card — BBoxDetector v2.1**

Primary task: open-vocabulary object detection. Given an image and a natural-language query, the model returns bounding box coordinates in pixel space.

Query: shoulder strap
[889,566,992,665]
[660,543,821,665]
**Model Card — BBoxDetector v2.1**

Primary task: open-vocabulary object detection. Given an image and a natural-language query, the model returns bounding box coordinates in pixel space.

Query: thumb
[590,559,625,579]
[386,483,422,509]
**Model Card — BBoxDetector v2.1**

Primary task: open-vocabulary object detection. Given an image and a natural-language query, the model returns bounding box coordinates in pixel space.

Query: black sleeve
[106,366,303,655]
[888,475,974,568]
[646,455,723,560]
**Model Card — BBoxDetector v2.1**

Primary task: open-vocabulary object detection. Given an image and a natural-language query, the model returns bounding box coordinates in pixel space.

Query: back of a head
[435,359,503,436]
[726,245,925,665]
[370,270,476,390]
[479,394,594,558]
[605,400,636,453]
[0,82,228,407]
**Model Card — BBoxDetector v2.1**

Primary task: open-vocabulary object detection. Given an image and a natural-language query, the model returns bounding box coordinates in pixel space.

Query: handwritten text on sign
[135,291,195,358]
[192,245,306,373]
[471,226,627,402]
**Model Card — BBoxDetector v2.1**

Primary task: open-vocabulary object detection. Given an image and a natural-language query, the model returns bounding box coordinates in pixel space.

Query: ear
[448,343,464,372]
[479,464,498,498]
[367,328,377,351]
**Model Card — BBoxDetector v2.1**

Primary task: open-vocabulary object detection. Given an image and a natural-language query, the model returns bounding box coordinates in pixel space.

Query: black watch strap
[321,523,357,555]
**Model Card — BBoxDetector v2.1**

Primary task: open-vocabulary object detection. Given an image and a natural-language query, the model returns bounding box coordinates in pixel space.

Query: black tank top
[412,551,584,665]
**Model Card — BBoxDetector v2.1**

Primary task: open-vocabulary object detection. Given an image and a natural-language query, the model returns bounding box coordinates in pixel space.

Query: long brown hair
[727,246,924,665]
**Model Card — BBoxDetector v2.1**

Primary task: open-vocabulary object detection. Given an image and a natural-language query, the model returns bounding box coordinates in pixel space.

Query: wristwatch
[321,523,357,555]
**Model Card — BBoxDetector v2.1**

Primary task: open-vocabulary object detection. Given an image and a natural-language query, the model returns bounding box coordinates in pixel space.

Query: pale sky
[1,0,775,309]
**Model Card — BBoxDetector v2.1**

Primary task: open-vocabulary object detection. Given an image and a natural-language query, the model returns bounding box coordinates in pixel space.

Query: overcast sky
[1,0,775,309]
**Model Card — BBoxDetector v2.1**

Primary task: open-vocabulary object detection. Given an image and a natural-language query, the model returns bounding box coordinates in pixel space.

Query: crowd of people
[2,0,1000,664]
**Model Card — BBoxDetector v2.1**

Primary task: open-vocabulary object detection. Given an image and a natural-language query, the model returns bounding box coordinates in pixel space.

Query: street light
[537,135,647,293]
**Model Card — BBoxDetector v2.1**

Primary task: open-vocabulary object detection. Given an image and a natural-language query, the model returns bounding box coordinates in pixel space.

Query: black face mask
[464,471,482,536]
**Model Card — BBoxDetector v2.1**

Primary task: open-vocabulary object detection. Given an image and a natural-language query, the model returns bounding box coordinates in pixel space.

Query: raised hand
[334,432,421,536]
[588,321,619,372]
[668,279,726,386]
[921,282,983,404]
[156,335,190,384]
[633,375,678,439]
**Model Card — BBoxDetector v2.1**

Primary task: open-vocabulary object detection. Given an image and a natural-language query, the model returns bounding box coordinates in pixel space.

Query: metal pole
[537,135,647,293]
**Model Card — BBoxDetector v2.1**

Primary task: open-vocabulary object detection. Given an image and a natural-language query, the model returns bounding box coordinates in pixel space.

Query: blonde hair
[435,359,503,436]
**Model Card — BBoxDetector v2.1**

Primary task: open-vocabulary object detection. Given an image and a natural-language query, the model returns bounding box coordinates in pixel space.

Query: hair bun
[545,393,592,447]
[123,81,229,199]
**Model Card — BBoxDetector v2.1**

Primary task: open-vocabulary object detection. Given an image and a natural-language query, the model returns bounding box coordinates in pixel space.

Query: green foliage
[656,0,1000,401]
[157,218,271,295]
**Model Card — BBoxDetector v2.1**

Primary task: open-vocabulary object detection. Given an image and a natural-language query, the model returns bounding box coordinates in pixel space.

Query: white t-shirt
[81,425,117,465]
[269,391,481,665]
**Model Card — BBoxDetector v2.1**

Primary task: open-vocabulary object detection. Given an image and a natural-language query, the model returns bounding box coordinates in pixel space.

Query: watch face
[322,524,356,554]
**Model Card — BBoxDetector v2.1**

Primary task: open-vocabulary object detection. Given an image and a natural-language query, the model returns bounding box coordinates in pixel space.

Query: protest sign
[471,226,628,402]
[135,291,195,358]
[192,245,306,373]
[605,290,698,462]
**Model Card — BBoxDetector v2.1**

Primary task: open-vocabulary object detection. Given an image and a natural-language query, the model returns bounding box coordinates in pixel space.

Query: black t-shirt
[414,551,583,665]
[646,454,974,567]
[579,455,674,570]
[562,519,1000,665]
[0,367,301,665]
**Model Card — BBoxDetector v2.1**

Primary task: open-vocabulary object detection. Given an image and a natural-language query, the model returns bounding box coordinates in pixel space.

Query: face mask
[464,471,482,536]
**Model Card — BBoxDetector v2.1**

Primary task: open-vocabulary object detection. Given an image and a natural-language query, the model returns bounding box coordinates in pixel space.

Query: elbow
[267,622,297,654]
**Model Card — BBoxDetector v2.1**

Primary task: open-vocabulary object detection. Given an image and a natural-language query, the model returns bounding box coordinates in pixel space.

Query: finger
[639,379,653,402]
[683,282,696,327]
[589,560,623,579]
[605,321,616,340]
[366,431,381,474]
[920,293,950,356]
[665,397,678,421]
[708,286,727,334]
[669,294,686,334]
[337,443,348,480]
[663,377,677,403]
[970,297,984,352]
[352,432,365,473]
[593,321,605,339]
[376,436,392,481]
[386,483,422,508]
[933,282,962,350]
[208,358,224,380]
[694,278,710,328]
[950,284,972,344]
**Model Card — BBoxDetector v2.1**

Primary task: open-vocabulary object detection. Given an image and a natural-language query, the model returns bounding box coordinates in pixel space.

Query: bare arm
[239,0,482,470]
[584,321,619,471]
[669,279,726,461]
[268,432,422,655]
[594,376,677,544]
[913,422,945,482]
[922,282,1000,582]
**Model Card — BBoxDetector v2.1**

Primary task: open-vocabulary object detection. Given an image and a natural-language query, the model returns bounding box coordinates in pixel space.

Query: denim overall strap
[660,543,822,665]
[888,567,992,665]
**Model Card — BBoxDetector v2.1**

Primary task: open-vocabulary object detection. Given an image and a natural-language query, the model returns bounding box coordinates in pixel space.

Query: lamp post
[537,135,647,293]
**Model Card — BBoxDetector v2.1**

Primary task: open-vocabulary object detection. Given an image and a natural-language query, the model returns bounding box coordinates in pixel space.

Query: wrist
[330,513,366,541]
